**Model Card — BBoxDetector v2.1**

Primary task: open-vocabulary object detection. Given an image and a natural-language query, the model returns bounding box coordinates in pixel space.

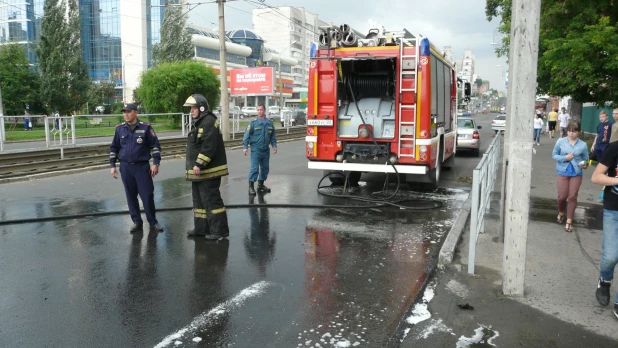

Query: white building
[458,49,475,84]
[252,6,330,90]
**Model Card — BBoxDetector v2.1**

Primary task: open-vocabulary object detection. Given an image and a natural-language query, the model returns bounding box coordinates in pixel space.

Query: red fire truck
[306,25,470,188]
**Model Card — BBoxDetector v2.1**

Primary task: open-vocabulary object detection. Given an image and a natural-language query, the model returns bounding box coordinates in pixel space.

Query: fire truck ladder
[397,35,421,158]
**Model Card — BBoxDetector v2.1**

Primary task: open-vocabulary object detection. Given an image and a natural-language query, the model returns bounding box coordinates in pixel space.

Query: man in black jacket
[184,94,230,240]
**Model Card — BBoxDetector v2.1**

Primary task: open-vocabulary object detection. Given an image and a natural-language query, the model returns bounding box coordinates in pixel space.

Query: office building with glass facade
[0,0,173,101]
[0,0,44,62]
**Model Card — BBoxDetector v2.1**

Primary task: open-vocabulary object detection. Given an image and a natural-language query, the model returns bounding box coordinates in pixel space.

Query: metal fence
[468,130,502,274]
[1,110,296,152]
[0,113,183,154]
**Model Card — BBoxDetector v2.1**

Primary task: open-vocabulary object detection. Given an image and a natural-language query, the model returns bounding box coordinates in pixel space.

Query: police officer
[109,103,164,233]
[184,94,230,240]
[242,104,277,195]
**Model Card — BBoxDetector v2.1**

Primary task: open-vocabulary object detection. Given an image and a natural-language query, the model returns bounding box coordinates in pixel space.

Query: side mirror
[477,125,482,129]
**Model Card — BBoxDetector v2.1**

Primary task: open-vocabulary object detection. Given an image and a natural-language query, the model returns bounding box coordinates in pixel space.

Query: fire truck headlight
[336,154,344,162]
[420,145,428,153]
[308,142,314,149]
[389,155,397,164]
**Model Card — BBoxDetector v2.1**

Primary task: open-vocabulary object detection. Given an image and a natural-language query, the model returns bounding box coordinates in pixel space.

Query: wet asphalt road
[0,140,471,347]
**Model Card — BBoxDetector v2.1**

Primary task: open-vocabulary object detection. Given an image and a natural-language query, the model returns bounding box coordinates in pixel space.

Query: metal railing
[468,130,502,274]
[182,110,245,139]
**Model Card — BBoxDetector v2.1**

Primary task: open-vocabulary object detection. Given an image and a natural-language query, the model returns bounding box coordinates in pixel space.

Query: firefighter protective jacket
[185,112,229,181]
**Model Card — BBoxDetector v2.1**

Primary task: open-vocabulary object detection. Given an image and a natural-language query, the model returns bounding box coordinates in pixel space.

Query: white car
[456,117,482,156]
[492,114,506,134]
[241,106,258,116]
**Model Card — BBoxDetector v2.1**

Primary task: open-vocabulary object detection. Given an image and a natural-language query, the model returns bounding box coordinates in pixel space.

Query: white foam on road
[418,319,454,339]
[153,281,273,348]
[456,325,500,348]
[405,282,436,326]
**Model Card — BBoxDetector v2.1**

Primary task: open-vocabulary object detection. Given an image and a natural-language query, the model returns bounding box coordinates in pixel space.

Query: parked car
[492,114,506,134]
[280,110,307,127]
[457,117,482,156]
[241,106,258,117]
[95,105,106,114]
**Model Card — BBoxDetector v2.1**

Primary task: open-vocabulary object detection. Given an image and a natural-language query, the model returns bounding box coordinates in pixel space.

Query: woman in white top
[533,113,544,145]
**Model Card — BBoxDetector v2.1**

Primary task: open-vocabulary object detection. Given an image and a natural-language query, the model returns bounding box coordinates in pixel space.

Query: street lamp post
[122,53,132,103]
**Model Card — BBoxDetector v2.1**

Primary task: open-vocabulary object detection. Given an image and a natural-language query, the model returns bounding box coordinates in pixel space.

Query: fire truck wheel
[427,154,442,189]
[348,171,361,187]
[443,154,455,170]
[324,171,345,186]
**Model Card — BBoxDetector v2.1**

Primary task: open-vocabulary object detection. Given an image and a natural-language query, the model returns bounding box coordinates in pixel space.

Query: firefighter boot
[249,181,257,195]
[257,180,271,193]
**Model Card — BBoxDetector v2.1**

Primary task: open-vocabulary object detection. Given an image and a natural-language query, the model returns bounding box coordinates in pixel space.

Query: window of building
[195,47,246,65]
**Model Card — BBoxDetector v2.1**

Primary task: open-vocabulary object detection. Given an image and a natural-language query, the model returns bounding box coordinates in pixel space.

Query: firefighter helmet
[183,94,210,113]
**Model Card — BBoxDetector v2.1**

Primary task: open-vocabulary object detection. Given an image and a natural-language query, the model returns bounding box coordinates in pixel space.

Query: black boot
[249,181,256,195]
[257,180,271,193]
[130,223,143,233]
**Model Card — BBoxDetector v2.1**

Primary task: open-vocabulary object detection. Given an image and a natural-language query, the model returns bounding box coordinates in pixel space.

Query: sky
[188,0,508,93]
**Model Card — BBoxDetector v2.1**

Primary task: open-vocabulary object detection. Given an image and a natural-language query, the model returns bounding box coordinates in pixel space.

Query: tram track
[0,128,306,180]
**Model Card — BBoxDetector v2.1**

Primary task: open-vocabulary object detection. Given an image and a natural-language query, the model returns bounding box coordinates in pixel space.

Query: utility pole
[0,84,4,151]
[217,0,230,141]
[501,0,541,296]
[278,56,287,133]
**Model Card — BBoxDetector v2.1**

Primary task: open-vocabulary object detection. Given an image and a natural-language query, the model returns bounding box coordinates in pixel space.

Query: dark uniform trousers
[120,161,156,224]
[192,177,229,237]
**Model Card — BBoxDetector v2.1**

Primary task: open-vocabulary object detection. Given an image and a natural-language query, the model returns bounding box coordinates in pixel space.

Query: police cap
[122,103,138,112]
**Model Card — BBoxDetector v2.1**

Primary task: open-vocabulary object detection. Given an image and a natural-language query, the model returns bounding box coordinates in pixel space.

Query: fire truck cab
[306,25,469,188]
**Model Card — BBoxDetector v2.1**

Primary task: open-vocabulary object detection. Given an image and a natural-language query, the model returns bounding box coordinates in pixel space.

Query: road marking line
[153,281,273,348]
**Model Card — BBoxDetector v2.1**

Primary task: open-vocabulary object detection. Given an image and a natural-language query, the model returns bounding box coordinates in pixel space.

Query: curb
[439,194,471,264]
[0,137,304,185]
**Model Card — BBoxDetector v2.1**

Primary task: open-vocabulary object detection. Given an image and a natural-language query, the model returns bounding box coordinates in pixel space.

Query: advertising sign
[230,67,275,96]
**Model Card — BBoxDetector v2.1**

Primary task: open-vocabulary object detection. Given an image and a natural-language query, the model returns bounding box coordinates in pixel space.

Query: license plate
[458,134,466,138]
[307,119,334,126]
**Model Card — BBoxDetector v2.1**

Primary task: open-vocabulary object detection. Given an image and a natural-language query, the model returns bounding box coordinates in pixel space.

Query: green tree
[0,43,44,115]
[37,0,90,115]
[87,81,116,113]
[475,78,483,89]
[486,0,618,107]
[152,4,194,66]
[137,60,219,127]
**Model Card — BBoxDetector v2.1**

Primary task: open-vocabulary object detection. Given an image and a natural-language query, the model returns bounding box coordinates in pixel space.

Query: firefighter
[242,104,277,195]
[109,103,164,233]
[184,94,230,240]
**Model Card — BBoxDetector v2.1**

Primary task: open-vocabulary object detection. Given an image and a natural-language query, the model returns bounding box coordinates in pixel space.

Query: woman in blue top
[552,121,589,232]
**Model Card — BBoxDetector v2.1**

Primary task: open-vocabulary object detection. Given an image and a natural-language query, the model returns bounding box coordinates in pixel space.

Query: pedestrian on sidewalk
[591,110,612,202]
[552,121,589,232]
[183,94,230,240]
[591,139,618,318]
[242,104,277,195]
[548,108,558,138]
[533,113,543,145]
[558,107,571,138]
[109,103,164,234]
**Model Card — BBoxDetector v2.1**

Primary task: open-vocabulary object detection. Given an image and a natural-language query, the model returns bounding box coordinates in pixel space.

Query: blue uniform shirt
[242,117,277,151]
[109,120,161,167]
[596,121,612,151]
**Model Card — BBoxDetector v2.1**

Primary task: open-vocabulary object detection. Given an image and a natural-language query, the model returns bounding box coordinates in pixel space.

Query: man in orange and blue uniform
[109,103,164,233]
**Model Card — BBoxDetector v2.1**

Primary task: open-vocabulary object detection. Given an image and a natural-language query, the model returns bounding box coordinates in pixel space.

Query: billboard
[230,67,275,96]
